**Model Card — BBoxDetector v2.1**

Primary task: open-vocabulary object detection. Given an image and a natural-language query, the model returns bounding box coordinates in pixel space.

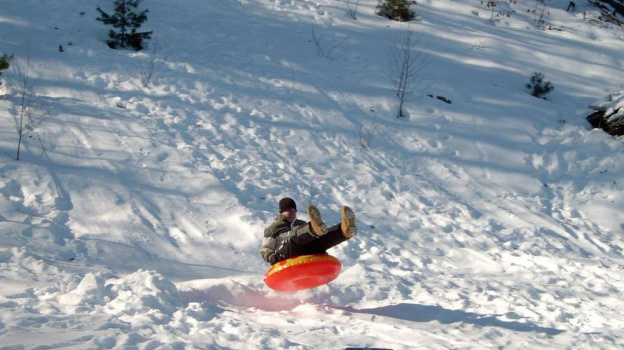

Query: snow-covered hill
[1,0,623,348]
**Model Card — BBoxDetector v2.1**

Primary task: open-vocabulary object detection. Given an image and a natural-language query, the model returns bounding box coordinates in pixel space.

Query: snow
[1,0,623,348]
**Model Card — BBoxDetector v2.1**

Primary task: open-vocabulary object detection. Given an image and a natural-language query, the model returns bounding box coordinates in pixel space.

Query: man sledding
[260,197,358,291]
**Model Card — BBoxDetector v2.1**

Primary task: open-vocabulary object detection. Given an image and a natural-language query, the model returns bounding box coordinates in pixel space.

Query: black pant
[291,224,348,257]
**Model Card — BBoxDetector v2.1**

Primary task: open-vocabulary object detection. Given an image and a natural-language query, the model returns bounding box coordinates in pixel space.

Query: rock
[587,92,624,136]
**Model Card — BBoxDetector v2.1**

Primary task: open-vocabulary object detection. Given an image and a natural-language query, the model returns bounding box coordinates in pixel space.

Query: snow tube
[264,254,341,292]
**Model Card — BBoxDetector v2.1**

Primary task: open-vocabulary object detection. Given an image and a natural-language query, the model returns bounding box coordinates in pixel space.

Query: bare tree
[311,27,348,59]
[140,36,167,87]
[3,51,48,160]
[388,24,427,118]
[533,0,551,27]
[488,1,498,23]
[346,0,360,20]
[359,115,377,149]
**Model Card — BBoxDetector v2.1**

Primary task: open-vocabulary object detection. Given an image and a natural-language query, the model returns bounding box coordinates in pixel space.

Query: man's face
[281,208,297,223]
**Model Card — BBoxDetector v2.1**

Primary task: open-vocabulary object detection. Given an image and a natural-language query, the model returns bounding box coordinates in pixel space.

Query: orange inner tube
[264,254,342,292]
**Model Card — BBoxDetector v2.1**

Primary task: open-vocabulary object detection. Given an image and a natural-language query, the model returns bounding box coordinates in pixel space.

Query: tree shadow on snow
[344,303,564,336]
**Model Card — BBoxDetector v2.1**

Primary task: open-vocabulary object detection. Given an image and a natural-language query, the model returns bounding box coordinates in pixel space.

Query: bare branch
[140,35,167,87]
[359,114,377,149]
[346,0,360,20]
[311,27,348,60]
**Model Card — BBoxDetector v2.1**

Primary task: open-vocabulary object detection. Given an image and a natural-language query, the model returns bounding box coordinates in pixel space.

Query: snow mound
[0,263,229,348]
[103,270,182,325]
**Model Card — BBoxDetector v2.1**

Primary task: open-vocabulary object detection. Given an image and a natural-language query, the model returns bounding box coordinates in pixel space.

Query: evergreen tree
[526,72,554,99]
[377,0,415,22]
[0,54,13,91]
[96,0,152,51]
[0,54,12,74]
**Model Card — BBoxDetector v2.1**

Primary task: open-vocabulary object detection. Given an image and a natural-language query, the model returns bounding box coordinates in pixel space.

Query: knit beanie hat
[279,197,297,213]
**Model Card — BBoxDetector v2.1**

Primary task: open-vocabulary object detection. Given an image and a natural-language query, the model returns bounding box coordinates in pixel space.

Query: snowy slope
[1,0,623,348]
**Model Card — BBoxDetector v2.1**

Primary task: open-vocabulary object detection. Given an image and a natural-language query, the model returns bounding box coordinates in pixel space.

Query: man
[261,197,357,265]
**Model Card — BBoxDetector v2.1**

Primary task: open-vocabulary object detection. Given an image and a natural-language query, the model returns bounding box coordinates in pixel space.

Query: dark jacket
[261,215,309,265]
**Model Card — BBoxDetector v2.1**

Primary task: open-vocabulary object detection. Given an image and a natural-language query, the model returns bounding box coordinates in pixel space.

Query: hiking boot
[307,205,328,237]
[341,206,357,238]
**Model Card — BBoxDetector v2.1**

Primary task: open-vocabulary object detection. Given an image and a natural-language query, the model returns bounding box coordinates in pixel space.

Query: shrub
[526,72,554,99]
[377,0,415,22]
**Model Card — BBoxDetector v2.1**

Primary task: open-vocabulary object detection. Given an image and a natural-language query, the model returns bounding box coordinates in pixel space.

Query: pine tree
[0,54,12,74]
[0,54,13,92]
[96,0,152,51]
[377,0,415,22]
[526,72,554,99]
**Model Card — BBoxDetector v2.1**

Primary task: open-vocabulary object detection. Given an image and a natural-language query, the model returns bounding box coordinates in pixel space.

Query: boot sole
[308,206,328,236]
[341,206,358,238]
